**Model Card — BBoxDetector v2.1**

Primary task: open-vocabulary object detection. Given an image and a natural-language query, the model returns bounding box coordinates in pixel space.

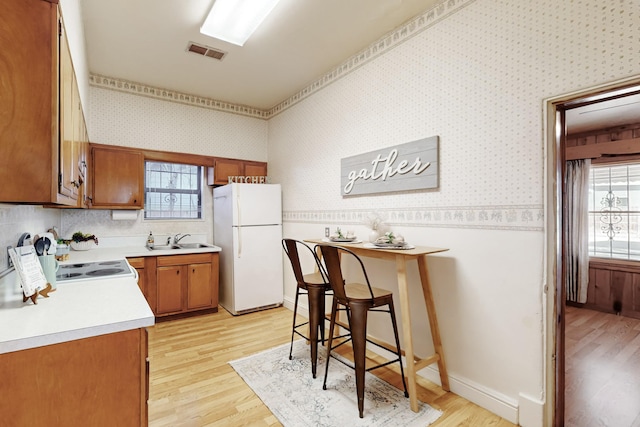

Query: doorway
[546,77,640,427]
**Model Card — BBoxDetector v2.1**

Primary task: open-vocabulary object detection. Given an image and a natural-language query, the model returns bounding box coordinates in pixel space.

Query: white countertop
[0,240,222,355]
[0,275,154,355]
[62,243,221,264]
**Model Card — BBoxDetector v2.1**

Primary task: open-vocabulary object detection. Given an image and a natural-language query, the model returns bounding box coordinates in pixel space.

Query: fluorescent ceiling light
[200,0,281,46]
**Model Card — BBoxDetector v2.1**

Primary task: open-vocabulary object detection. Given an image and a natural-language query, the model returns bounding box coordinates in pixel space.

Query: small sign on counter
[8,245,51,304]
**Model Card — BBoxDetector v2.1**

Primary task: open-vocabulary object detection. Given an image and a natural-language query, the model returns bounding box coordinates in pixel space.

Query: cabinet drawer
[157,253,212,267]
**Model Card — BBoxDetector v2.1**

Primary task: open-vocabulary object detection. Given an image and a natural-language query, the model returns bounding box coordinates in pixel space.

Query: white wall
[269,0,640,425]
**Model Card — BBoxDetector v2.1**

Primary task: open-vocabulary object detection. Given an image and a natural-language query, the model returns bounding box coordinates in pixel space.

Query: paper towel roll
[111,210,139,221]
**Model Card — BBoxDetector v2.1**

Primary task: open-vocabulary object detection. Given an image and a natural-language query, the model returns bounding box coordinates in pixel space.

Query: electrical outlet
[325,227,330,237]
[7,246,13,268]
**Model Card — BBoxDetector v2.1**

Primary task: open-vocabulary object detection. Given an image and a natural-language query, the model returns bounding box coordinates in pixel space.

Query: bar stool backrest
[282,239,328,285]
[319,244,375,301]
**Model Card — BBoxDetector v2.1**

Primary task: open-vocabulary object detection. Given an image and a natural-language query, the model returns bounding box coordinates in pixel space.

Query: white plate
[363,243,415,250]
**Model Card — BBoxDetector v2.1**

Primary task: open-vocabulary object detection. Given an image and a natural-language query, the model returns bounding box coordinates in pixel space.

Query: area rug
[229,340,442,427]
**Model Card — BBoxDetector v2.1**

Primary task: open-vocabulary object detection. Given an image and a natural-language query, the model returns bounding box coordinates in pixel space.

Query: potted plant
[69,232,99,251]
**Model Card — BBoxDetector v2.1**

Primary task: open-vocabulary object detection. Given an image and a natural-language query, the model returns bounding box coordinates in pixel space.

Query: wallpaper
[87,86,268,161]
[269,0,640,232]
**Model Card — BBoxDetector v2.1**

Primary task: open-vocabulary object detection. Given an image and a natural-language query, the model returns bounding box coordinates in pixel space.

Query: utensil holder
[38,254,60,290]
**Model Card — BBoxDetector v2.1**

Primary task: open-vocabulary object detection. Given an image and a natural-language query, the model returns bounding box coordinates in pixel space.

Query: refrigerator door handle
[236,188,242,258]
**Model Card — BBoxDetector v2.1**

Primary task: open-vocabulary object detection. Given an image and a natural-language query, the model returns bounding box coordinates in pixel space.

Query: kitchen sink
[177,242,214,249]
[147,243,214,251]
[148,245,181,251]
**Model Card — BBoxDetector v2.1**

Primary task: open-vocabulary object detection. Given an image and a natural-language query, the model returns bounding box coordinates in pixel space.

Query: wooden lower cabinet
[187,263,213,310]
[0,328,148,427]
[128,257,152,311]
[157,265,184,314]
[586,259,640,319]
[153,253,219,317]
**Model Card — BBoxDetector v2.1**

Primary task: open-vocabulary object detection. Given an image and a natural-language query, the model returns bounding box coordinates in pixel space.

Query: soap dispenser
[147,231,154,248]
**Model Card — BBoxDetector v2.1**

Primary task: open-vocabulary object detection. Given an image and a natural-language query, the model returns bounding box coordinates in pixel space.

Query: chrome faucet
[174,233,191,244]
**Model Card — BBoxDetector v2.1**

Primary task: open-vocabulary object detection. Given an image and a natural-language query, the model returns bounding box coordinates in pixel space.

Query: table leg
[394,255,419,412]
[417,255,450,391]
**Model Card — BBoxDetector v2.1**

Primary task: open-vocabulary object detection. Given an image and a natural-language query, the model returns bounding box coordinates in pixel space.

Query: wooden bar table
[305,239,450,412]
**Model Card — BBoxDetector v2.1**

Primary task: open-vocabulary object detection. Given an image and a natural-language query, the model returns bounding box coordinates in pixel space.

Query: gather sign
[341,136,439,196]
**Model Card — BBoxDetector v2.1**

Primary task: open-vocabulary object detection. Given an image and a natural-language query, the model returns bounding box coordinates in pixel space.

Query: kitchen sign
[341,136,439,196]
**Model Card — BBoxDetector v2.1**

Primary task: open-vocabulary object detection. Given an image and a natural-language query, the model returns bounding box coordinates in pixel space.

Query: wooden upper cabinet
[211,158,242,185]
[244,161,268,179]
[91,145,144,209]
[209,158,268,185]
[0,0,79,205]
[58,26,79,201]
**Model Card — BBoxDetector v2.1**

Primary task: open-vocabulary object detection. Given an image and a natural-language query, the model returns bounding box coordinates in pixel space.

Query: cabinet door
[187,263,212,310]
[0,329,146,426]
[156,266,182,315]
[78,139,89,207]
[91,145,144,208]
[244,161,267,179]
[127,257,147,303]
[213,159,242,185]
[58,25,78,200]
[0,0,61,205]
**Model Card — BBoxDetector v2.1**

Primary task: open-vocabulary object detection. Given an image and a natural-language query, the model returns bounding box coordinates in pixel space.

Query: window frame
[588,158,640,261]
[143,160,203,220]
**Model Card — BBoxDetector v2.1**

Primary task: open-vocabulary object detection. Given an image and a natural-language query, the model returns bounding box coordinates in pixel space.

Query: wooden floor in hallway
[147,306,516,426]
[565,305,640,427]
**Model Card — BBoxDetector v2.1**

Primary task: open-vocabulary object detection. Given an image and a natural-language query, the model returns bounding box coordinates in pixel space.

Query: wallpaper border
[88,0,475,119]
[269,0,476,117]
[89,74,270,119]
[283,205,544,231]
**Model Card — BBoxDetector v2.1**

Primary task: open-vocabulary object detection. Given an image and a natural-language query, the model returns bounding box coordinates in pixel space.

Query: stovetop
[56,259,136,283]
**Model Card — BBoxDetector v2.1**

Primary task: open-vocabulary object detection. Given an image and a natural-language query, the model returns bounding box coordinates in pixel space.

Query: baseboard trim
[282,296,309,318]
[418,365,519,424]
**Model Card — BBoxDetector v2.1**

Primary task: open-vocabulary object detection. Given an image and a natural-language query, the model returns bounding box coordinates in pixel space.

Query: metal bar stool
[319,244,408,418]
[282,238,332,378]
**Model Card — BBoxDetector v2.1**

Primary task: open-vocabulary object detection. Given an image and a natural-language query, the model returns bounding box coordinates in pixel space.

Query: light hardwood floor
[148,307,516,426]
[565,305,640,427]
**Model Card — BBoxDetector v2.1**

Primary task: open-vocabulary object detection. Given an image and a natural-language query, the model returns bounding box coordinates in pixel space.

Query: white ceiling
[81,0,640,131]
[566,93,640,135]
[81,0,441,110]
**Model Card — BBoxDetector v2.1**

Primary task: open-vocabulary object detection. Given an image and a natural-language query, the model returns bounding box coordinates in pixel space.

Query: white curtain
[564,159,591,303]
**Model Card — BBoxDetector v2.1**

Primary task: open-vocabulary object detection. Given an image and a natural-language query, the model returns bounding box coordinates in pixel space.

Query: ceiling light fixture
[200,0,281,46]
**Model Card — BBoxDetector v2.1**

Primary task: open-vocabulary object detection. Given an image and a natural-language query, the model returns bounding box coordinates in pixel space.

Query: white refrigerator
[213,183,284,315]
